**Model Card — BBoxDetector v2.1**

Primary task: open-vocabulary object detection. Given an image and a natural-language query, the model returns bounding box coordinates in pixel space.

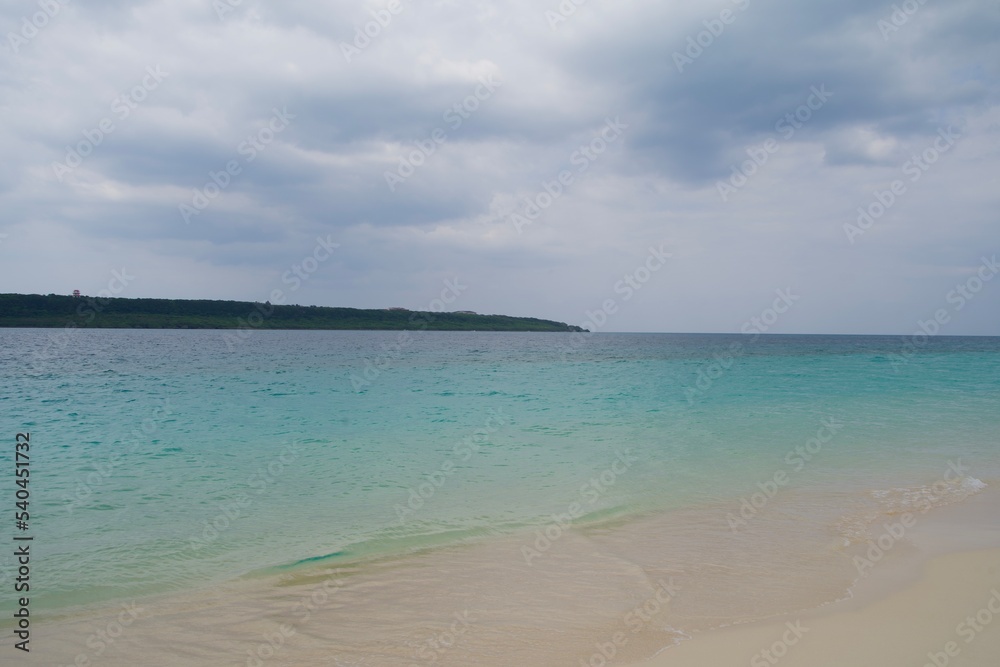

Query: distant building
[72,290,81,297]
[455,310,477,315]
[387,307,409,311]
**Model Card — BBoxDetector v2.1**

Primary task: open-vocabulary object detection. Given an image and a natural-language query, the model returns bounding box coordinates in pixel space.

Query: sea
[2,329,999,664]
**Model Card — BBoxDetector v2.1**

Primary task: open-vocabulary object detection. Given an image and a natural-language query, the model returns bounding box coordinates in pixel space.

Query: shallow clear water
[2,329,998,621]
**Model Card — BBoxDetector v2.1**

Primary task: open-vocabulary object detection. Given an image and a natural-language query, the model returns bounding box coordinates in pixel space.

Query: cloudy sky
[1,0,998,334]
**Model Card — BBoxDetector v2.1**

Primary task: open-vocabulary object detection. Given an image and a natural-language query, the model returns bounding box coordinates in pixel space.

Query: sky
[0,0,998,334]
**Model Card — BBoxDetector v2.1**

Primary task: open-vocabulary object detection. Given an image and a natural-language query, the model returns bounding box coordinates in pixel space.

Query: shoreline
[24,479,1000,665]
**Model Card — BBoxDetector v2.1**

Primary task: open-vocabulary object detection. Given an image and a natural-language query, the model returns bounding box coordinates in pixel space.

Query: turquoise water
[2,329,999,616]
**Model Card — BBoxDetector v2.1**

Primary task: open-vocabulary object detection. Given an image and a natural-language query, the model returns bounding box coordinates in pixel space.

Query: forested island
[0,293,584,332]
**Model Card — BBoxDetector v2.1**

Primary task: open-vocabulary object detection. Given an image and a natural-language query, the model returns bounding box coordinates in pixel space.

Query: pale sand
[627,548,1000,667]
[26,483,1000,665]
[28,548,1000,666]
[627,486,1000,667]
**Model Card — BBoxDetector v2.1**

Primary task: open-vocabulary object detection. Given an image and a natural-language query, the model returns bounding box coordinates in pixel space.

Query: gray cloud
[0,0,997,333]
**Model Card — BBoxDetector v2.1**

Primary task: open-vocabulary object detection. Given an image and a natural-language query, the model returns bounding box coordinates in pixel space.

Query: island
[0,293,585,332]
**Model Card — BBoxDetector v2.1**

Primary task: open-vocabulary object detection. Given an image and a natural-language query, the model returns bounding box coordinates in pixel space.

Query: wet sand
[26,481,1000,666]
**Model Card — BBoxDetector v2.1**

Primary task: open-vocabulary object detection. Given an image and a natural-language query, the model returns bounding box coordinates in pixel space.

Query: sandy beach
[22,480,999,666]
[631,548,1000,667]
[632,485,1000,667]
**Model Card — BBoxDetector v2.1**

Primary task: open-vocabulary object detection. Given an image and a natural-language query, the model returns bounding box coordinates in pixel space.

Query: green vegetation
[0,293,584,332]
